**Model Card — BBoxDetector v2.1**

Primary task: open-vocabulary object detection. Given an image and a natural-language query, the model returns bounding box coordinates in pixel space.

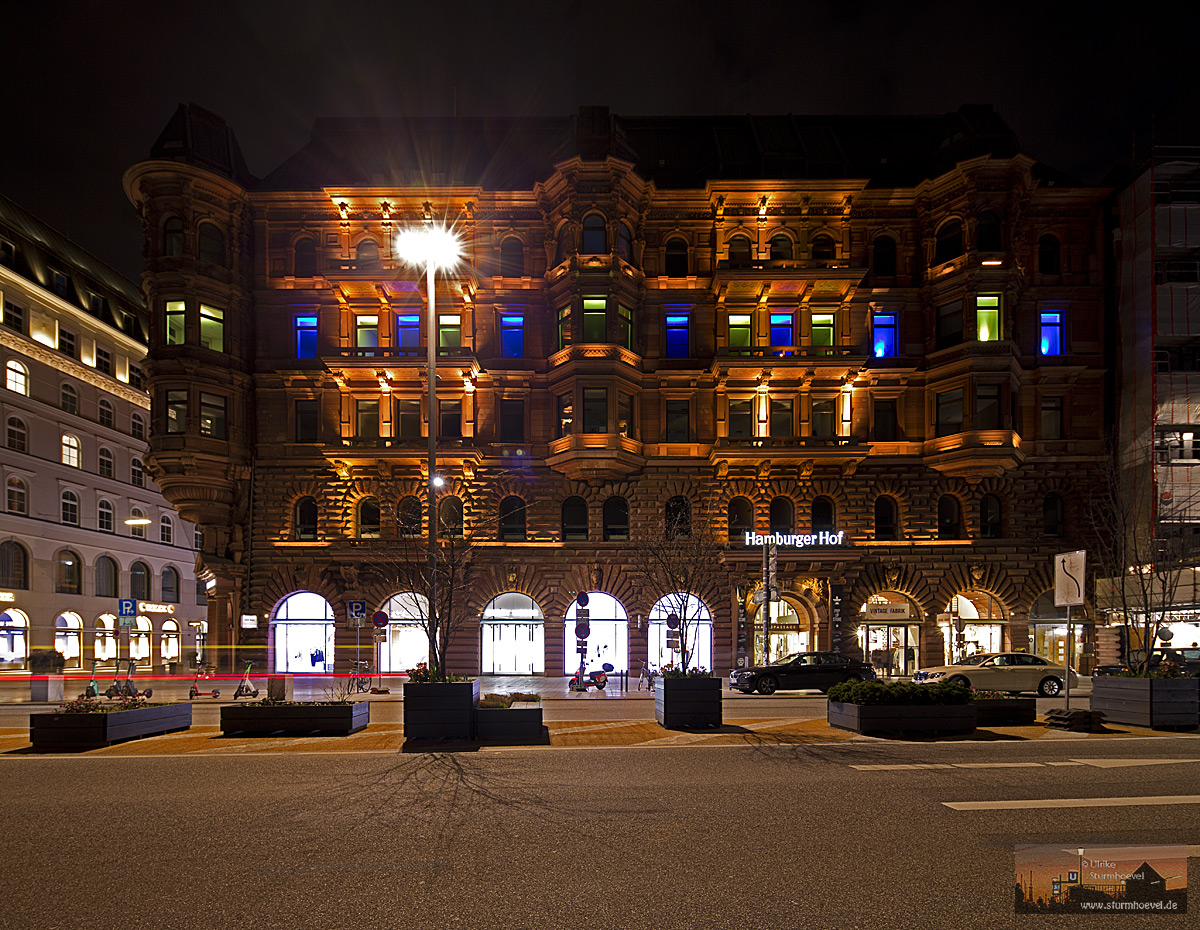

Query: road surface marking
[854,758,1200,771]
[1071,758,1200,769]
[944,795,1200,811]
[951,762,1044,768]
[1046,761,1083,766]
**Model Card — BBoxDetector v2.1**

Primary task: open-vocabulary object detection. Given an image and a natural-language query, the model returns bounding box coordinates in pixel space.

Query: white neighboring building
[0,192,203,675]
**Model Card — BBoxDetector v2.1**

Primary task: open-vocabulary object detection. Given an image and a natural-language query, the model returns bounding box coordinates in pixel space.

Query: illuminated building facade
[125,104,1107,677]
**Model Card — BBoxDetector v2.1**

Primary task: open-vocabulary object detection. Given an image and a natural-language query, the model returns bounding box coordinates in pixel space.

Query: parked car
[1093,647,1200,677]
[912,652,1078,696]
[729,652,876,695]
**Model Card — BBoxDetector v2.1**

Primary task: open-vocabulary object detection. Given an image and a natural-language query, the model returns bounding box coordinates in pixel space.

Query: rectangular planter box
[974,698,1037,727]
[655,677,723,729]
[474,703,547,744]
[404,680,480,740]
[31,703,192,751]
[1091,677,1199,729]
[828,701,976,737]
[220,702,369,736]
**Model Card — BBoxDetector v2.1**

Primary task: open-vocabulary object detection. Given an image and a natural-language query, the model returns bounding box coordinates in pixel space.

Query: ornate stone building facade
[125,104,1107,677]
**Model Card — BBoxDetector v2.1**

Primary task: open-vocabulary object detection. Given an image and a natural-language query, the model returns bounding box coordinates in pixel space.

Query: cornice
[0,329,149,409]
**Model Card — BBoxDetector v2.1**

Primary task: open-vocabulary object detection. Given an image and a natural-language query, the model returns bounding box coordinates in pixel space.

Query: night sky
[2,0,1193,283]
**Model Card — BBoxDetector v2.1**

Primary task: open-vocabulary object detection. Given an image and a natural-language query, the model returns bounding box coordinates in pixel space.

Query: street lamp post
[397,223,462,675]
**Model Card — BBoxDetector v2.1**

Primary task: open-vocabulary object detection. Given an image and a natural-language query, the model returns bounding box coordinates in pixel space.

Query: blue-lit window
[1040,311,1063,356]
[665,313,690,358]
[397,314,420,351]
[295,315,318,359]
[770,313,793,352]
[873,313,897,358]
[500,315,524,358]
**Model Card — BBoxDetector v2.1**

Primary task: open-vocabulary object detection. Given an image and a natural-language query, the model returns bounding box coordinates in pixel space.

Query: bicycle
[638,663,658,691]
[349,659,373,694]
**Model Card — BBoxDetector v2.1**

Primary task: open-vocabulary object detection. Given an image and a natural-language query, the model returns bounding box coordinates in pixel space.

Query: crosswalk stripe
[944,795,1200,810]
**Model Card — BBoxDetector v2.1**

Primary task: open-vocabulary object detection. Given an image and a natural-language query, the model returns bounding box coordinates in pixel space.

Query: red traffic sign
[574,621,590,640]
[372,611,389,629]
[665,612,680,630]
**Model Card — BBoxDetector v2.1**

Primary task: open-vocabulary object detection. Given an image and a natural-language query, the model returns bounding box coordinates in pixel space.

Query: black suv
[728,652,876,694]
[1093,647,1200,677]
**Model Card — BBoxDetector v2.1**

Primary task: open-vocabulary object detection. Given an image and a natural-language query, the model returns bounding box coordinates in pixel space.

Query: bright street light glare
[396,226,463,272]
[432,475,445,488]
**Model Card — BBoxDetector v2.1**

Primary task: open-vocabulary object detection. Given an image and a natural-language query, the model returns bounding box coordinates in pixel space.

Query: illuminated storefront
[564,592,628,675]
[381,591,430,673]
[858,595,920,677]
[272,591,335,673]
[937,591,1005,665]
[481,592,545,675]
[647,593,712,671]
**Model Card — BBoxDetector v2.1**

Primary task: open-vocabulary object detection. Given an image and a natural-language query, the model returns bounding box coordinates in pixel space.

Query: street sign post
[117,598,135,618]
[347,600,367,626]
[372,611,389,629]
[1054,550,1087,712]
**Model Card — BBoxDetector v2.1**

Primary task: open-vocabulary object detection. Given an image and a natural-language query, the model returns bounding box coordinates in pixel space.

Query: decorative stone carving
[799,460,814,479]
[884,564,902,590]
[970,564,985,584]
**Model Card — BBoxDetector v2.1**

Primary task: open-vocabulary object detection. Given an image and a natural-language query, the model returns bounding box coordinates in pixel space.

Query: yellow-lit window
[976,295,1000,342]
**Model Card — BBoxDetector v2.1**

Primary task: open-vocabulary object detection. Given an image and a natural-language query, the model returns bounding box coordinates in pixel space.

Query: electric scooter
[569,661,613,692]
[118,659,153,699]
[83,659,100,698]
[188,663,220,700]
[102,661,125,699]
[233,663,259,699]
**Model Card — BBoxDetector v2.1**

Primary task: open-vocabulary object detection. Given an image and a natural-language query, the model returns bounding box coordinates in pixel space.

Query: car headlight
[922,672,945,680]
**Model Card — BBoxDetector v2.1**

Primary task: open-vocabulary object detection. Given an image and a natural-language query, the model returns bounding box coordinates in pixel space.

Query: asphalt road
[4,734,1197,929]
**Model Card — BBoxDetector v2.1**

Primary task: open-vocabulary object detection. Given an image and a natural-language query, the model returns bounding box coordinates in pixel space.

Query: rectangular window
[583,298,606,343]
[95,347,112,375]
[199,304,224,352]
[0,240,14,267]
[396,399,421,439]
[355,314,379,350]
[665,313,690,358]
[52,271,70,298]
[2,301,24,334]
[295,399,318,442]
[128,365,144,390]
[98,505,113,533]
[811,398,835,438]
[166,390,187,433]
[936,300,964,350]
[770,397,794,438]
[618,392,635,439]
[198,393,226,439]
[500,314,524,358]
[58,329,78,359]
[556,393,573,438]
[1040,311,1064,356]
[873,399,899,441]
[811,312,835,347]
[873,312,897,358]
[557,306,571,351]
[976,295,1000,342]
[665,399,690,442]
[165,300,185,345]
[439,399,462,438]
[295,315,318,358]
[396,313,421,351]
[438,314,461,350]
[618,304,634,350]
[499,398,524,442]
[976,384,1002,430]
[582,388,607,434]
[729,398,753,438]
[1040,396,1063,439]
[356,399,379,439]
[728,314,752,354]
[936,388,964,437]
[770,313,794,352]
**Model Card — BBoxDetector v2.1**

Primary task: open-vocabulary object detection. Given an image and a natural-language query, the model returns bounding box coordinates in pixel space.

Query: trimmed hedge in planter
[1091,677,1199,729]
[404,680,480,740]
[31,703,192,751]
[828,701,977,736]
[220,702,369,736]
[974,697,1037,727]
[474,703,547,743]
[655,676,722,729]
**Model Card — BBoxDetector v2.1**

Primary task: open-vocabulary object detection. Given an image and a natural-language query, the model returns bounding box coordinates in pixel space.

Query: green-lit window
[199,304,224,352]
[557,306,571,350]
[976,295,1000,342]
[811,312,835,347]
[355,315,379,349]
[729,314,751,354]
[165,301,185,346]
[618,305,634,350]
[438,314,461,349]
[583,298,606,343]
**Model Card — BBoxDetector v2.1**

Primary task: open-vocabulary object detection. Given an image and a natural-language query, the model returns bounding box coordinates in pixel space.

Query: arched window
[979,494,1002,539]
[98,399,114,429]
[728,496,754,541]
[293,238,317,277]
[664,238,688,277]
[163,217,184,257]
[6,477,26,515]
[938,495,962,539]
[61,383,78,415]
[56,611,83,667]
[98,447,114,478]
[499,496,526,541]
[355,239,380,270]
[1038,234,1061,275]
[769,234,793,260]
[358,497,380,538]
[293,498,318,541]
[5,360,28,396]
[131,413,145,441]
[934,220,964,264]
[0,541,27,588]
[130,560,150,600]
[665,495,691,539]
[977,211,1002,252]
[60,490,79,525]
[439,496,464,538]
[1043,492,1065,537]
[61,434,80,468]
[617,224,634,263]
[499,237,524,276]
[98,499,114,533]
[129,507,146,538]
[555,224,573,264]
[95,556,118,598]
[602,496,629,541]
[398,496,422,536]
[728,235,752,267]
[561,496,589,541]
[160,515,173,544]
[810,234,835,261]
[581,214,607,254]
[56,550,81,595]
[131,457,144,487]
[811,496,835,532]
[769,496,794,534]
[875,496,899,541]
[160,618,180,663]
[198,223,225,265]
[872,235,897,277]
[6,416,26,452]
[161,566,179,603]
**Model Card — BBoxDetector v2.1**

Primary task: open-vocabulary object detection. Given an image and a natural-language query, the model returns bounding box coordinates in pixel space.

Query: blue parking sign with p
[117,598,136,618]
[347,600,367,621]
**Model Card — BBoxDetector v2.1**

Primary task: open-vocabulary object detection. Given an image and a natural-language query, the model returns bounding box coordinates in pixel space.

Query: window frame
[199,304,224,352]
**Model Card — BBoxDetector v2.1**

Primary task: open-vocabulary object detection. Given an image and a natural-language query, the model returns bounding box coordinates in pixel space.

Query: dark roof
[150,104,253,187]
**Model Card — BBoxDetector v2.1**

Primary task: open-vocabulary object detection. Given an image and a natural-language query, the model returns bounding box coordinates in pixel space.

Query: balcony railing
[717,436,866,449]
[716,345,857,359]
[332,346,474,360]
